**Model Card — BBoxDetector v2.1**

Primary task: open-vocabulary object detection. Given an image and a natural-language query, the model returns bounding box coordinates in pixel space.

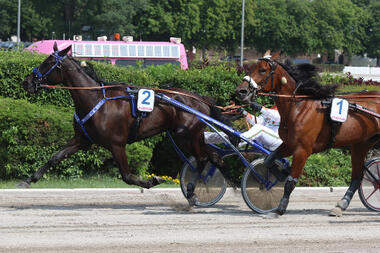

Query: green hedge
[0,50,241,107]
[0,50,241,181]
[0,50,370,186]
[0,97,159,180]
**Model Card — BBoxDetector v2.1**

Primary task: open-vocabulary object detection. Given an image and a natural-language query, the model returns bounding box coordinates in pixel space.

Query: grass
[0,175,180,189]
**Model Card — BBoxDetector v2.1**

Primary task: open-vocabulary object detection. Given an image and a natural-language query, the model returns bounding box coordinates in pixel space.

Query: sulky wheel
[241,157,286,213]
[180,156,227,207]
[358,157,380,212]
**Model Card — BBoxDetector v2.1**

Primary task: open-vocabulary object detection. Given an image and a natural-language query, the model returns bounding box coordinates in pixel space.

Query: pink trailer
[26,39,188,70]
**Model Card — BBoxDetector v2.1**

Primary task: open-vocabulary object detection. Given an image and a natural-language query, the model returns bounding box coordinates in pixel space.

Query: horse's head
[22,42,72,93]
[236,50,283,102]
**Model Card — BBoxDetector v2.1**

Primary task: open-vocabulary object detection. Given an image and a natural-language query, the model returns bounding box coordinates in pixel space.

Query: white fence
[343,66,380,81]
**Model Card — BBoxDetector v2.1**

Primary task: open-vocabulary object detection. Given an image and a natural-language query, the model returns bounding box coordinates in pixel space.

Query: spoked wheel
[241,157,286,214]
[358,158,380,212]
[180,156,227,207]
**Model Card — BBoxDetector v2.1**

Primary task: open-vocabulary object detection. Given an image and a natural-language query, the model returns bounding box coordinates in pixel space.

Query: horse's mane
[72,58,103,83]
[280,61,338,99]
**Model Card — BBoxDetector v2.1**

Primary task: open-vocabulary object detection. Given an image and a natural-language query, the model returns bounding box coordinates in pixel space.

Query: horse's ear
[263,50,271,57]
[272,51,281,60]
[58,45,72,56]
[53,41,58,52]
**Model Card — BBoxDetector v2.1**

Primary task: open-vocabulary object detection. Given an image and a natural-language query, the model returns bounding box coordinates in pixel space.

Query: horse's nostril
[238,89,247,95]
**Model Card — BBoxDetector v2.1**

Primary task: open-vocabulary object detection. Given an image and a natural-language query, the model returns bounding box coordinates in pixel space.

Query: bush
[0,50,241,108]
[298,149,352,186]
[0,50,374,187]
[320,72,380,91]
[0,97,154,180]
[126,142,153,177]
[0,50,74,107]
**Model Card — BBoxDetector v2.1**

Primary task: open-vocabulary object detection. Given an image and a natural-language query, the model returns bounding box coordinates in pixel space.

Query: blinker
[243,76,258,89]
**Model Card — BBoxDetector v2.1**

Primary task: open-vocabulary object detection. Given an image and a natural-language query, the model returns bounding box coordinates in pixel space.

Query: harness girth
[327,120,342,149]
[74,85,147,143]
[321,99,342,149]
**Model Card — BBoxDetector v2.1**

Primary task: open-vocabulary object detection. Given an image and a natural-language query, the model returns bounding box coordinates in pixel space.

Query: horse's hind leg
[330,139,378,216]
[17,137,84,188]
[111,145,164,189]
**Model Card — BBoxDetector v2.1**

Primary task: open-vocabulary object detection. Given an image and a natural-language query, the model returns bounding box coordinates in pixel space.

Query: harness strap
[74,85,149,143]
[33,51,66,81]
[327,121,341,149]
[321,99,342,149]
[74,84,135,143]
[74,113,94,143]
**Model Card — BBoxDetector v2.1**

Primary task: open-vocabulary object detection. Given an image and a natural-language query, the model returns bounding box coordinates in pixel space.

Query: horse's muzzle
[236,87,249,101]
[22,79,39,93]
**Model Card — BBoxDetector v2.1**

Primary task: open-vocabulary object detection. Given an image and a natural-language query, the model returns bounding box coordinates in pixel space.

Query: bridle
[31,51,67,90]
[241,56,278,100]
[257,56,278,91]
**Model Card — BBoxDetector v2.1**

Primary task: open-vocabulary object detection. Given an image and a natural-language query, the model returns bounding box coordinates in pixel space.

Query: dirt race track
[0,187,379,253]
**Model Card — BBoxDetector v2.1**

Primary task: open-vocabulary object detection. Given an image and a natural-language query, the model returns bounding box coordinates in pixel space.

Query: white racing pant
[204,132,229,144]
[240,124,282,151]
[204,124,282,151]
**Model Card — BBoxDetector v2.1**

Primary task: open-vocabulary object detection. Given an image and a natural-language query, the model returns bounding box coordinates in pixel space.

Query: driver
[204,101,282,151]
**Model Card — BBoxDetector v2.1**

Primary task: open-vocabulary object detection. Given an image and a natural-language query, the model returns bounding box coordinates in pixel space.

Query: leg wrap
[337,179,361,210]
[284,176,297,198]
[186,182,195,199]
[276,177,297,215]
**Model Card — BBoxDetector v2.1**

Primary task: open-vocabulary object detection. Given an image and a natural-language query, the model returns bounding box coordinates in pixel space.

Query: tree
[283,0,319,55]
[135,0,202,47]
[310,0,368,59]
[194,0,234,53]
[220,0,256,55]
[366,0,380,66]
[245,0,295,54]
[137,0,256,56]
[0,0,51,41]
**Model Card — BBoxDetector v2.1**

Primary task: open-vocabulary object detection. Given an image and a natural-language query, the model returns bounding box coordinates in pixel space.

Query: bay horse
[20,42,231,201]
[236,50,380,216]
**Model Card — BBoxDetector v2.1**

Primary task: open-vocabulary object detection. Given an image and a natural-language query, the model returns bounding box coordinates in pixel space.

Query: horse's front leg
[276,147,310,215]
[111,145,164,189]
[17,137,84,188]
[330,141,375,216]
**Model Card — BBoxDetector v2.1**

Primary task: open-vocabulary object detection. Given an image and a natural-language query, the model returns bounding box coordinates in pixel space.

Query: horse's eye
[259,68,266,73]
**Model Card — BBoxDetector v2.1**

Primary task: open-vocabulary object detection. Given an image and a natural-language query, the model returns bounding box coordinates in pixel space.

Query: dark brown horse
[20,42,229,200]
[236,50,380,216]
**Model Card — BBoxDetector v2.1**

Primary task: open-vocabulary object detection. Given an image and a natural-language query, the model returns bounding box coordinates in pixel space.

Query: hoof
[16,181,30,189]
[275,198,288,215]
[275,208,286,216]
[329,207,343,217]
[151,176,165,186]
[187,194,198,207]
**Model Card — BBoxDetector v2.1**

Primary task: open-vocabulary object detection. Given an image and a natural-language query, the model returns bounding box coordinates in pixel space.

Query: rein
[40,84,233,110]
[258,92,380,99]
